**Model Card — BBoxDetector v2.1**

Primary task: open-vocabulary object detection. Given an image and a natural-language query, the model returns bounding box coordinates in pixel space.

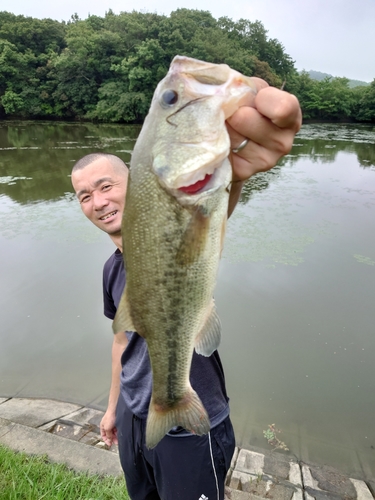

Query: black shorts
[116,395,235,500]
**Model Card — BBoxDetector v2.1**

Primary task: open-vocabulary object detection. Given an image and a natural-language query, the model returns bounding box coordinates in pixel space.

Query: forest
[0,9,374,123]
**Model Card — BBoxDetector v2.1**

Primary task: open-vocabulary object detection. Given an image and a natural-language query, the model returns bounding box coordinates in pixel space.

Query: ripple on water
[296,123,375,144]
[353,254,375,266]
[0,194,105,243]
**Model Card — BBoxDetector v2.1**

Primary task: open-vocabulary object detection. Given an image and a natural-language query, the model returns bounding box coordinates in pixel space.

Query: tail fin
[146,388,211,449]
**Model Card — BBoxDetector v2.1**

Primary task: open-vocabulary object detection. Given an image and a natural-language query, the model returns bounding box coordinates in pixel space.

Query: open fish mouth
[175,157,231,197]
[178,173,213,194]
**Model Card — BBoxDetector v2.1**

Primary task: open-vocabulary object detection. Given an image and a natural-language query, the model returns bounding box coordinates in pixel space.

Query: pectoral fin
[112,286,137,334]
[194,299,221,356]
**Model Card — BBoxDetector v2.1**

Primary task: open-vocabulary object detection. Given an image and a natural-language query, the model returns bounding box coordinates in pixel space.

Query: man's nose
[92,191,109,210]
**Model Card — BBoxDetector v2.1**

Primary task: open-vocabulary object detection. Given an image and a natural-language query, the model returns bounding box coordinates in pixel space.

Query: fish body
[113,56,256,448]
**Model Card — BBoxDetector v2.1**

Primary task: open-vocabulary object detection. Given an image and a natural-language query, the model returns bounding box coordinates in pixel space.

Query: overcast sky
[2,0,374,82]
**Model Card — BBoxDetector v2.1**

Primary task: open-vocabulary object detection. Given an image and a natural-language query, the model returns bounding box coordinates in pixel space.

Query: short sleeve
[103,272,117,320]
[102,250,126,321]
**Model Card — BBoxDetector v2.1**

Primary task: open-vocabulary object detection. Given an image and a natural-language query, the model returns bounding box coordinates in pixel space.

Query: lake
[0,121,374,478]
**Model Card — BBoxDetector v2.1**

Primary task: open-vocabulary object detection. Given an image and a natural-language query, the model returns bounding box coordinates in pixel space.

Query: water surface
[0,121,374,478]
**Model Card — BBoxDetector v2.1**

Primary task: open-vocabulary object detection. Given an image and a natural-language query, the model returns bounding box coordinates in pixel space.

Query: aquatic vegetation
[263,424,289,452]
[353,254,375,266]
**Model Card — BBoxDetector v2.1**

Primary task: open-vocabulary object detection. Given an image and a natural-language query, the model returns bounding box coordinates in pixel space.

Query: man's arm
[100,330,128,447]
[227,81,302,217]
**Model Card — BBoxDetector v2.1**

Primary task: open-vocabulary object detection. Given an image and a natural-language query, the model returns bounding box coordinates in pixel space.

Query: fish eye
[161,89,178,106]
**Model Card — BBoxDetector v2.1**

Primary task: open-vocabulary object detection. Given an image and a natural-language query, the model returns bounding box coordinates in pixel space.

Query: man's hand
[100,409,118,447]
[227,78,302,182]
[100,331,128,448]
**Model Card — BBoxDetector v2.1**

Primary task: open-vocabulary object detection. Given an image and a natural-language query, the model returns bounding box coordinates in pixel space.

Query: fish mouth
[178,173,213,194]
[175,158,230,197]
[99,210,118,221]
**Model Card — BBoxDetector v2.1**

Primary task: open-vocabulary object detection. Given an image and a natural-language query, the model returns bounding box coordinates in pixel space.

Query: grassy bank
[0,445,129,499]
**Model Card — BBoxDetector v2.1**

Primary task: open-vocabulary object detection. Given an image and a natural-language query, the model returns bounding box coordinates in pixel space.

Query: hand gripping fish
[113,56,256,448]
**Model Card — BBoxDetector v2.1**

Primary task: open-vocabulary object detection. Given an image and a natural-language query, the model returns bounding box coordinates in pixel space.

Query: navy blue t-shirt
[103,249,230,427]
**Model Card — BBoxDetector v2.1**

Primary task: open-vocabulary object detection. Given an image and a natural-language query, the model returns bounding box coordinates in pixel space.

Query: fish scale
[113,55,256,448]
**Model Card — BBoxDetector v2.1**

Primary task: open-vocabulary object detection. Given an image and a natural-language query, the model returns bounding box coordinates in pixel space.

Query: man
[71,81,302,500]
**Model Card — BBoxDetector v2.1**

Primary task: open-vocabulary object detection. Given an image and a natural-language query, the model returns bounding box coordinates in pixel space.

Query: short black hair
[72,153,128,175]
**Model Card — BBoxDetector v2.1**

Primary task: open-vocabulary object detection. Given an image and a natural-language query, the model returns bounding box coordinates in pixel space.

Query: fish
[113,55,257,448]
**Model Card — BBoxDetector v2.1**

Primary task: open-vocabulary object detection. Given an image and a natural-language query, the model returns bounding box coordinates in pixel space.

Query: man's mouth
[100,210,118,221]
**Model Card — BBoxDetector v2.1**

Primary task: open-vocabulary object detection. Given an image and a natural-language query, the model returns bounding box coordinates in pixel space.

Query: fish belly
[116,169,227,448]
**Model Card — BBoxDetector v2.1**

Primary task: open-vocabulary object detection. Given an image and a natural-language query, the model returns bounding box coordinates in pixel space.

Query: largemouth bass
[113,55,256,448]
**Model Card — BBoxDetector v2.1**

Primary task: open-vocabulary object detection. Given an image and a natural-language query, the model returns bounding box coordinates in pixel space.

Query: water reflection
[0,121,140,204]
[0,122,374,478]
[0,122,374,207]
[241,123,375,205]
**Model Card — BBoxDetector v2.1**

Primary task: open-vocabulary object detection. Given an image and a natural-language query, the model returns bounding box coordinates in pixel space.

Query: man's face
[71,158,127,237]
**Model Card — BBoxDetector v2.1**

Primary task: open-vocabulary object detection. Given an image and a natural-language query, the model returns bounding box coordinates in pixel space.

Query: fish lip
[172,158,232,202]
[99,210,118,221]
[175,161,222,191]
[173,149,229,191]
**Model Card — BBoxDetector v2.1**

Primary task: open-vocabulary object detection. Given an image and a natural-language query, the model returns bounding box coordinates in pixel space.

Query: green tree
[285,71,318,119]
[0,8,300,121]
[157,9,217,61]
[314,77,354,119]
[121,38,168,93]
[0,12,66,54]
[0,39,42,116]
[353,79,375,122]
[51,20,124,117]
[1,90,24,114]
[92,83,150,122]
[103,10,163,53]
[289,72,358,121]
[91,38,168,122]
[217,18,294,80]
[0,13,67,117]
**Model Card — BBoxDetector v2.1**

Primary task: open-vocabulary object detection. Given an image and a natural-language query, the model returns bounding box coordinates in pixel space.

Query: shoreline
[0,397,374,499]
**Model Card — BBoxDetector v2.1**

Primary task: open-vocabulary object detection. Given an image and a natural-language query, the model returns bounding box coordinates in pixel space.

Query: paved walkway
[0,397,374,499]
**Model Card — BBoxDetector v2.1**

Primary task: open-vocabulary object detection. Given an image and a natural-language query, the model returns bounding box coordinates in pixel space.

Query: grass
[0,444,129,499]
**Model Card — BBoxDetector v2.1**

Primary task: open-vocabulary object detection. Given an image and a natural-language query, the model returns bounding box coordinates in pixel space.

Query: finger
[102,435,112,446]
[227,107,296,157]
[227,121,247,152]
[253,87,302,130]
[229,139,282,180]
[100,426,112,445]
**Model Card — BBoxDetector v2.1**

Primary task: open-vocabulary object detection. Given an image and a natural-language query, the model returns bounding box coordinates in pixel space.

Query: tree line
[0,9,374,123]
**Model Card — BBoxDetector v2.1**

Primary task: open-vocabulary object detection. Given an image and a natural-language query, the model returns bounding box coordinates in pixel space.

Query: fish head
[138,56,257,207]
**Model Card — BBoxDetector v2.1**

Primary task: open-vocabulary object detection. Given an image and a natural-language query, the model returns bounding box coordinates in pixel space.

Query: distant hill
[305,70,370,88]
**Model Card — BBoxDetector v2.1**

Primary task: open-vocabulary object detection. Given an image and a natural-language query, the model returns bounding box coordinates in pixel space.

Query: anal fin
[194,299,221,357]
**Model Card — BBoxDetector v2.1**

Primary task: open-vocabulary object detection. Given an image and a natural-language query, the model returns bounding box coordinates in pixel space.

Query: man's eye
[102,184,111,191]
[81,195,90,203]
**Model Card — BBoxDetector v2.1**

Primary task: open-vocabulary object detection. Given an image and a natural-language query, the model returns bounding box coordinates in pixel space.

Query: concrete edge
[0,397,374,499]
[0,417,122,477]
